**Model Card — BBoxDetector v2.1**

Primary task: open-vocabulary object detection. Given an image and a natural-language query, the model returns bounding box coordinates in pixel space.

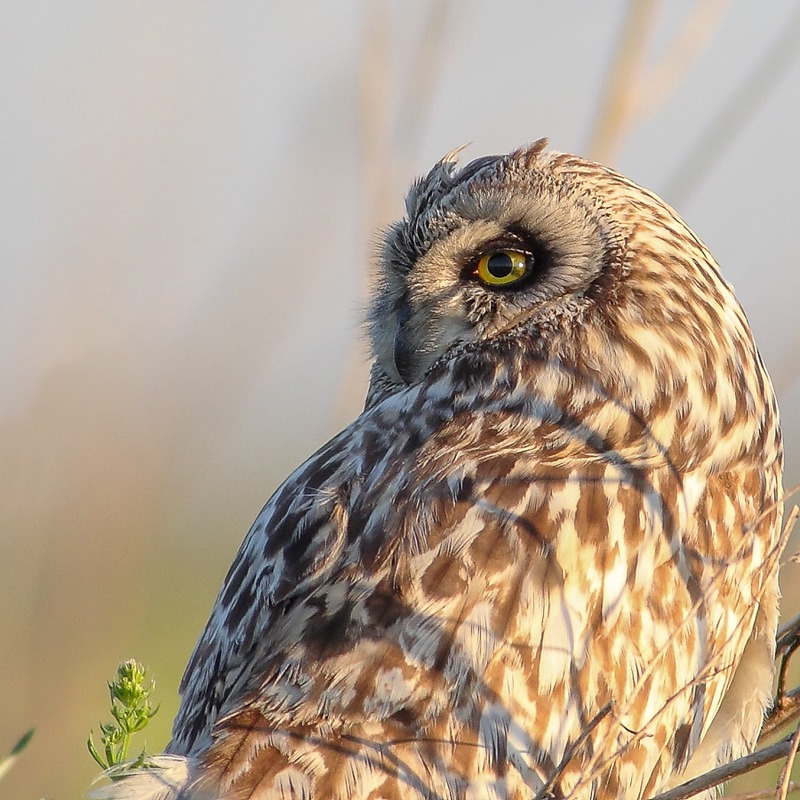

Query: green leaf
[10,729,34,756]
[0,729,35,782]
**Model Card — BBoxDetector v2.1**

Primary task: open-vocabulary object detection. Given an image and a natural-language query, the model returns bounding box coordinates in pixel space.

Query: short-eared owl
[101,140,783,800]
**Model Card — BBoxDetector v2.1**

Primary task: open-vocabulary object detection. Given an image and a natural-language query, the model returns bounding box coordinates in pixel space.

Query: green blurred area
[1,511,246,797]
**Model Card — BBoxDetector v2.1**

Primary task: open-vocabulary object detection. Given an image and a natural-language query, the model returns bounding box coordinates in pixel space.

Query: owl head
[365,140,779,472]
[367,140,764,440]
[369,141,612,390]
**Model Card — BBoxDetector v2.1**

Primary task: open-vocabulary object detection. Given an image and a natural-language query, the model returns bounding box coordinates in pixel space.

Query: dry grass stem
[587,0,729,164]
[776,723,800,800]
[397,0,452,160]
[630,0,728,121]
[650,734,797,800]
[663,4,800,204]
[587,0,660,163]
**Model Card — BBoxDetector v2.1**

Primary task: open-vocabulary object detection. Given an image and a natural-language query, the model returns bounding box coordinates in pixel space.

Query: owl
[99,140,784,800]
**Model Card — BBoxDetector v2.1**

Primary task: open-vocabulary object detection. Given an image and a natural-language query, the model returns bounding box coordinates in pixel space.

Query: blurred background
[1,2,799,796]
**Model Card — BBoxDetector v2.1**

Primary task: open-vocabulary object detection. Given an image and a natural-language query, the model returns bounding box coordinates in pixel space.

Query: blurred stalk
[334,1,453,423]
[329,1,395,426]
[663,4,800,206]
[358,0,394,236]
[396,0,452,163]
[587,0,661,164]
[589,0,728,166]
[0,730,34,782]
[631,0,727,121]
[769,331,800,397]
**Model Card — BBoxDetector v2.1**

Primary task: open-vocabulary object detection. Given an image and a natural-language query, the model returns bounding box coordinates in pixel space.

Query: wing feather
[167,351,780,798]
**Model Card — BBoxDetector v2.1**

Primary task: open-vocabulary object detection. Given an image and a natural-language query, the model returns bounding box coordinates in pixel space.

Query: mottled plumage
[100,140,784,799]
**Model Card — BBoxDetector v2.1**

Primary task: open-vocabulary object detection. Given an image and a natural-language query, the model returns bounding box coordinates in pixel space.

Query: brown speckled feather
[98,141,783,800]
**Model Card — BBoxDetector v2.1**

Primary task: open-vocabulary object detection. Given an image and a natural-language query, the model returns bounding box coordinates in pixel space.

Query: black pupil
[487,252,514,278]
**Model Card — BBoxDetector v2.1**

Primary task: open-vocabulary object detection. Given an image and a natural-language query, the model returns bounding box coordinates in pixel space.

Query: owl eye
[474,249,531,287]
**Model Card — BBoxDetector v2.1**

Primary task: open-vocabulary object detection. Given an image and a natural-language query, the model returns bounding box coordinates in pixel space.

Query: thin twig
[777,612,800,656]
[763,687,800,742]
[571,499,793,795]
[760,504,800,741]
[652,507,799,799]
[778,724,800,800]
[649,733,797,800]
[534,704,613,800]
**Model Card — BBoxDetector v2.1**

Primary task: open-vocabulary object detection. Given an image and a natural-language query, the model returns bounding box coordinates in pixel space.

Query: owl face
[369,140,622,389]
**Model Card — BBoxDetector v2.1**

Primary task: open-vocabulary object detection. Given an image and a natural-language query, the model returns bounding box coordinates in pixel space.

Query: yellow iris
[475,249,530,287]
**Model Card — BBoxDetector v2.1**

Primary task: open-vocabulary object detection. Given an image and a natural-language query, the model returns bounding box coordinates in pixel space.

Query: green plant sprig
[87,659,159,771]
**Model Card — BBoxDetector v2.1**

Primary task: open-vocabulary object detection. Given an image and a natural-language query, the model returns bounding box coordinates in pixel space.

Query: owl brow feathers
[396,139,551,266]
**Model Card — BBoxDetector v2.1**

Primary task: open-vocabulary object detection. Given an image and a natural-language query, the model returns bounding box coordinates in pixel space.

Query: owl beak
[393,298,414,384]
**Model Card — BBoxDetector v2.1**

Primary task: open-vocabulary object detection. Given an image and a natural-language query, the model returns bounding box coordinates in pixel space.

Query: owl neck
[421,324,780,477]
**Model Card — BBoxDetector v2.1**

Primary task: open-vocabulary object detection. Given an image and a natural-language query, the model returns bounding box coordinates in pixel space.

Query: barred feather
[98,141,783,800]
